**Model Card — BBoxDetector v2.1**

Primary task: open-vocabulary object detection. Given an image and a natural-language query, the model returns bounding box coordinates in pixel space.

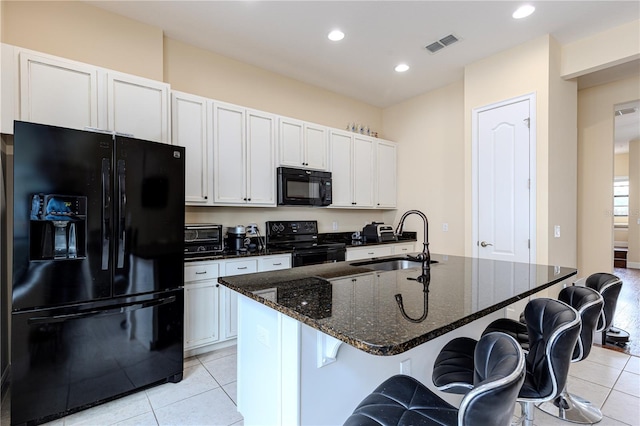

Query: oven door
[292,245,346,267]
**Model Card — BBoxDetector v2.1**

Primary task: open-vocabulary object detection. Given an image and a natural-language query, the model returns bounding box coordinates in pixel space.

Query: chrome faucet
[395,209,430,266]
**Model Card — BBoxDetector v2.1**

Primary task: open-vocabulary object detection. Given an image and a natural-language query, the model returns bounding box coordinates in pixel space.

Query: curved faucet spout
[395,209,430,267]
[395,282,429,323]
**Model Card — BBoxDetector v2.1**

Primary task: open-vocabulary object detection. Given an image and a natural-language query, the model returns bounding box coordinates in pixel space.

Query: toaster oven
[184,224,223,257]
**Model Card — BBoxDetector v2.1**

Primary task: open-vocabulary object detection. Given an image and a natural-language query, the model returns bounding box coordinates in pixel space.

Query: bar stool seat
[344,332,525,426]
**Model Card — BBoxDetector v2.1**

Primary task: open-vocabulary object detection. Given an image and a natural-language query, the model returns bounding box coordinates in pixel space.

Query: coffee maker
[226,225,247,252]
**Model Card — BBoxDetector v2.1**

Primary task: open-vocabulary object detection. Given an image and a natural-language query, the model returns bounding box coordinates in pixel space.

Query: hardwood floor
[603,267,640,357]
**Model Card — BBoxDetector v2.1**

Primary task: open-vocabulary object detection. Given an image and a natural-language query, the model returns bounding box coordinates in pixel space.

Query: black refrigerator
[11,121,185,426]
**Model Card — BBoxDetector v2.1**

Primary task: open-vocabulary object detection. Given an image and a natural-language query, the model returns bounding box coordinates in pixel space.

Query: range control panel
[266,220,318,237]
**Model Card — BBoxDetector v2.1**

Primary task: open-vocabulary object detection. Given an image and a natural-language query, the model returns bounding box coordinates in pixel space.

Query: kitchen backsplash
[185,206,399,234]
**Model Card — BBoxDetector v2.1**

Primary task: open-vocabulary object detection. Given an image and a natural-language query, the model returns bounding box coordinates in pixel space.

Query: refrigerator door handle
[117,159,126,269]
[27,295,177,324]
[101,158,111,270]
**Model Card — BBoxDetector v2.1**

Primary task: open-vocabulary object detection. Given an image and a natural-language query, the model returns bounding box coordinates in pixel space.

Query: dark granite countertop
[218,253,577,356]
[319,231,417,247]
[185,234,418,263]
[184,248,293,263]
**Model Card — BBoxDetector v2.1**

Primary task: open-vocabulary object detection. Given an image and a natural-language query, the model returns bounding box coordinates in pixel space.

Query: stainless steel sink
[350,257,436,271]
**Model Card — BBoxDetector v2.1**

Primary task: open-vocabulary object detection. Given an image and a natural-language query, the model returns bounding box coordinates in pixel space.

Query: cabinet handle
[272,262,282,266]
[368,252,375,255]
[237,266,248,270]
[195,271,207,275]
[204,196,208,200]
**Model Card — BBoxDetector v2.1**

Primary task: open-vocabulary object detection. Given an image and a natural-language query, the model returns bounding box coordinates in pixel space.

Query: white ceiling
[90,0,640,108]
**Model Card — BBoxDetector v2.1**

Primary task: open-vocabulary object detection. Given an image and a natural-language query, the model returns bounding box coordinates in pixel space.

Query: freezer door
[10,289,184,426]
[12,121,114,310]
[113,137,185,296]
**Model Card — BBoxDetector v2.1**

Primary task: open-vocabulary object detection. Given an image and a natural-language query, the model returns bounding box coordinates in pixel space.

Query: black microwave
[277,167,332,206]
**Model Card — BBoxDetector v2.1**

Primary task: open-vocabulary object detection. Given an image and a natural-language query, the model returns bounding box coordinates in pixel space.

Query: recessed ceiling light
[512,5,535,19]
[395,64,410,73]
[328,30,345,41]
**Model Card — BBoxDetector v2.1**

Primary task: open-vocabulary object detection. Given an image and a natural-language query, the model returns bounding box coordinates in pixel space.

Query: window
[614,179,629,216]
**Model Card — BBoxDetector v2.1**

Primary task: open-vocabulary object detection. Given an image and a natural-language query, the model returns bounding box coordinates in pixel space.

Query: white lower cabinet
[258,254,292,271]
[346,242,416,261]
[392,242,416,255]
[221,259,258,340]
[184,262,220,351]
[184,254,292,354]
[346,245,394,261]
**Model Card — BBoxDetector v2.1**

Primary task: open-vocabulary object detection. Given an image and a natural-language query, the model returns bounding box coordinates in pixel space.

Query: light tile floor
[1,345,639,425]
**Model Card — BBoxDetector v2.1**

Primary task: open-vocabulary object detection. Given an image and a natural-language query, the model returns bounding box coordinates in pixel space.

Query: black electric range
[265,220,346,267]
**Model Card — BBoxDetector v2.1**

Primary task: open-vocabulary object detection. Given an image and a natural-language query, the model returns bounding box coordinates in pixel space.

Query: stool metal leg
[537,385,603,424]
[516,401,535,426]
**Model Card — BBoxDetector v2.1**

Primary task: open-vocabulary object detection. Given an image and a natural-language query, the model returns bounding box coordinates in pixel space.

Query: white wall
[577,75,640,275]
[382,81,465,255]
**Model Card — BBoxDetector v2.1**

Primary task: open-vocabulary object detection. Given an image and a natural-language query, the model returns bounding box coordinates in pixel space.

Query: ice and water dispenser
[30,194,87,260]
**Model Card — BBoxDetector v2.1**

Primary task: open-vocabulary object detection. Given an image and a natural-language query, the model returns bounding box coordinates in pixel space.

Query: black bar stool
[344,332,525,426]
[432,298,580,426]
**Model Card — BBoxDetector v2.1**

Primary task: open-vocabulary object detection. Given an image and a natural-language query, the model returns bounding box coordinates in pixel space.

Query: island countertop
[218,253,577,355]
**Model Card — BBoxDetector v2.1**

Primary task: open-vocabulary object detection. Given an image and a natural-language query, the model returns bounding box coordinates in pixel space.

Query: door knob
[480,241,493,247]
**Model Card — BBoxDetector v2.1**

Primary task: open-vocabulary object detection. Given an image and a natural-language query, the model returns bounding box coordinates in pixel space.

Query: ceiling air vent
[425,34,460,54]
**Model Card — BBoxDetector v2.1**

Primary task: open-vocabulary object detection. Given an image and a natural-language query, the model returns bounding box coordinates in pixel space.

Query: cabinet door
[329,130,354,207]
[392,242,416,255]
[346,245,394,261]
[171,91,211,205]
[376,140,397,208]
[107,72,170,143]
[213,103,246,204]
[258,254,292,271]
[353,136,375,207]
[222,259,258,340]
[279,118,304,167]
[246,110,276,206]
[184,281,219,350]
[304,123,328,170]
[19,51,99,130]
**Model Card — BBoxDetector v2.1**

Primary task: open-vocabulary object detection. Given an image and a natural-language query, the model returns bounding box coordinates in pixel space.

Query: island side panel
[297,311,504,426]
[237,294,301,426]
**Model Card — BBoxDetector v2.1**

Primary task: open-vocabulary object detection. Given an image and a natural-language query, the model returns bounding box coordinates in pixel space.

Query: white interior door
[475,97,533,264]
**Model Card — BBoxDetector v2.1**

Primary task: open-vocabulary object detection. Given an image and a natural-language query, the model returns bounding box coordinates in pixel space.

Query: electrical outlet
[400,359,411,375]
[256,325,270,348]
[554,225,561,238]
[332,221,338,231]
[442,223,448,232]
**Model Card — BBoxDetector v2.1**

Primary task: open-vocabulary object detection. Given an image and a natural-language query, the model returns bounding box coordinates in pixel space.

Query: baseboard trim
[626,262,640,269]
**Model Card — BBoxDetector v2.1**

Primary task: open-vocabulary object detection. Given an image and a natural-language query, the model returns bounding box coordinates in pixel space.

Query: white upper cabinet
[107,72,170,143]
[329,130,396,209]
[171,91,212,205]
[213,102,276,206]
[246,109,277,205]
[19,50,99,131]
[375,139,397,208]
[353,135,375,207]
[8,45,170,143]
[279,117,328,170]
[304,123,329,170]
[213,103,246,204]
[329,130,375,208]
[329,130,353,207]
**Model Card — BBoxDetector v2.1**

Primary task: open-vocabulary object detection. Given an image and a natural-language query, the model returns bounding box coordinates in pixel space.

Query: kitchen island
[218,253,577,426]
